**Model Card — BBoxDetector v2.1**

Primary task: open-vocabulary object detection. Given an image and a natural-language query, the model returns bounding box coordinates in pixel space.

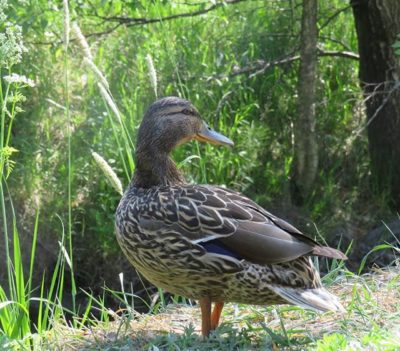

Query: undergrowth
[1,262,399,350]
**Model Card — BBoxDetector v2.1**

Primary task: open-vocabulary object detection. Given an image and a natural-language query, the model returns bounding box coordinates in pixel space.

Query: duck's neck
[132,149,185,188]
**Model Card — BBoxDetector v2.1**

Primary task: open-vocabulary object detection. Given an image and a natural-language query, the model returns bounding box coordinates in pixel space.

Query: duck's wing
[139,185,347,265]
[210,186,347,263]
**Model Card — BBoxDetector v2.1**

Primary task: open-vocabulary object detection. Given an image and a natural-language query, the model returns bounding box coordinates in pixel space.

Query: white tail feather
[270,286,345,313]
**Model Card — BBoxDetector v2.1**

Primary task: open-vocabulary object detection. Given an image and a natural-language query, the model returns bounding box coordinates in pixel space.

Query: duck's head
[133,96,234,187]
[136,96,234,155]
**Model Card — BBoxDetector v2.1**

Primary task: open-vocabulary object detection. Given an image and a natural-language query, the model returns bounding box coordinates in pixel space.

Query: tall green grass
[0,1,77,345]
[63,0,77,318]
[1,78,34,347]
[0,35,33,340]
[0,75,43,345]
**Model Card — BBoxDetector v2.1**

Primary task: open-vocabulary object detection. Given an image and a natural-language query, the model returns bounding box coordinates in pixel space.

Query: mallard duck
[115,96,347,337]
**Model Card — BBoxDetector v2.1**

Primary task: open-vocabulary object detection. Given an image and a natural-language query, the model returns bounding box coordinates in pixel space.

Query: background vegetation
[1,0,399,349]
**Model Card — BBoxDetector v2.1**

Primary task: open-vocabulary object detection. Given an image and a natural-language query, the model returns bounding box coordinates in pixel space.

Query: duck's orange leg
[199,297,212,337]
[211,301,224,330]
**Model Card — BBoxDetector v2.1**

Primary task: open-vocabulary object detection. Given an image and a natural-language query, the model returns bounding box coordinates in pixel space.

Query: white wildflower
[0,23,26,67]
[72,22,93,60]
[146,54,158,98]
[92,151,123,195]
[83,57,109,90]
[3,73,35,87]
[97,82,122,123]
[0,0,9,22]
[63,0,70,47]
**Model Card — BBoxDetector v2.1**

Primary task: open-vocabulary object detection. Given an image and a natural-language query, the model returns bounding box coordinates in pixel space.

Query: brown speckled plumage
[115,97,347,336]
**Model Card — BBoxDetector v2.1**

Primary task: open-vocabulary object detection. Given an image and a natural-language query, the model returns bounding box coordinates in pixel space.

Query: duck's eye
[181,108,192,115]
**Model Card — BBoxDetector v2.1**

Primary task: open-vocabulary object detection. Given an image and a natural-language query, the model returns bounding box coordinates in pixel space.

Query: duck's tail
[270,286,345,313]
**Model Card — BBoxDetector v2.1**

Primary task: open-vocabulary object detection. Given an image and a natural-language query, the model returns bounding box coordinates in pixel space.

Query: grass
[1,262,398,350]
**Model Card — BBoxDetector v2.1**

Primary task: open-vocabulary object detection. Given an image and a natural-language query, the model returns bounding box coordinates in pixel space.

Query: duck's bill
[195,124,234,147]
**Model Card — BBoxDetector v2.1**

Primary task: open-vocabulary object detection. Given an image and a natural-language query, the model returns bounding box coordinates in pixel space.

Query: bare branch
[319,5,352,30]
[95,0,248,27]
[353,80,400,137]
[85,23,124,38]
[208,49,359,81]
[319,35,352,51]
[317,48,359,60]
[248,54,300,78]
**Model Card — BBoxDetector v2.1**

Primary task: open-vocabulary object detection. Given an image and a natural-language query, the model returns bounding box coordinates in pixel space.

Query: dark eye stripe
[163,109,190,117]
[163,111,181,117]
[162,108,199,117]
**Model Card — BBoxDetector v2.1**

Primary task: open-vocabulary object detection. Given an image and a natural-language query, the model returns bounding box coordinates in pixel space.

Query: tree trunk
[291,0,318,205]
[351,0,400,210]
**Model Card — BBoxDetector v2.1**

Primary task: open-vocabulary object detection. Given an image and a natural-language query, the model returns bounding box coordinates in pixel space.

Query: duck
[115,96,347,337]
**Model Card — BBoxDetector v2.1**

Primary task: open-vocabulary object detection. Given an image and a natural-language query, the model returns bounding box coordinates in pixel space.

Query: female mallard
[115,96,347,337]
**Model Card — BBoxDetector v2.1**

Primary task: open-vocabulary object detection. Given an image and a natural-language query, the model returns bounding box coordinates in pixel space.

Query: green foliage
[6,1,366,262]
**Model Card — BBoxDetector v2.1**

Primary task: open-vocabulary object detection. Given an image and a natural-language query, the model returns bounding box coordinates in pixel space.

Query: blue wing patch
[199,240,243,260]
